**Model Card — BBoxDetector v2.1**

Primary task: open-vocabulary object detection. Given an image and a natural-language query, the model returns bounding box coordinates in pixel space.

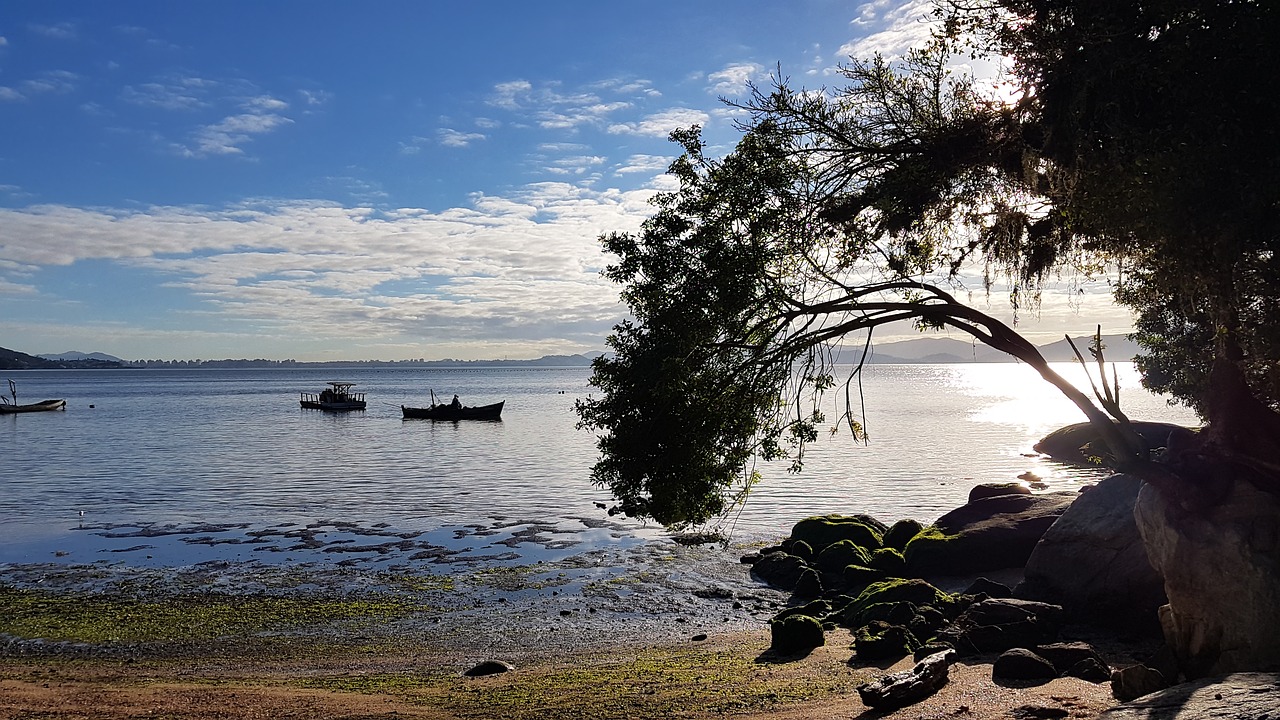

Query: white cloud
[608,108,710,137]
[22,70,78,95]
[0,183,663,358]
[0,87,23,102]
[839,0,936,60]
[707,63,764,95]
[186,112,293,157]
[438,128,486,148]
[490,80,533,110]
[29,22,77,40]
[122,81,208,111]
[614,154,671,175]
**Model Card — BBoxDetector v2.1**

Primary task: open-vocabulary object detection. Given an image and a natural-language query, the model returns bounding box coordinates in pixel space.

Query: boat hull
[300,400,367,412]
[0,399,67,414]
[401,400,503,420]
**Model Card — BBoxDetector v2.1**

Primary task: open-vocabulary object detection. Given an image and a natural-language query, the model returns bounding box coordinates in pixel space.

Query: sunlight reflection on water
[1,362,1199,556]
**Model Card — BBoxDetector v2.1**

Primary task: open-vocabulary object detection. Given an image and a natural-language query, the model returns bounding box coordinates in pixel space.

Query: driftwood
[856,648,956,709]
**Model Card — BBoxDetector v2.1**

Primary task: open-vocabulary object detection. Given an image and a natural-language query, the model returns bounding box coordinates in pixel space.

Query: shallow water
[0,362,1198,571]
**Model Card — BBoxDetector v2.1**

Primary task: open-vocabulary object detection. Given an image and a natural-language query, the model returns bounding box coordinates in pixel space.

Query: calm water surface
[1,363,1198,560]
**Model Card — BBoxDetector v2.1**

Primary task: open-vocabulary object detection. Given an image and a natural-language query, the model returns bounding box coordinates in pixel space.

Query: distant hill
[0,346,124,370]
[843,333,1141,364]
[39,351,125,363]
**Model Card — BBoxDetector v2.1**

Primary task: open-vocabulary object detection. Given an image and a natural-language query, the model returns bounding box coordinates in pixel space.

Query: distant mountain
[844,333,1140,364]
[39,351,125,363]
[1,346,124,370]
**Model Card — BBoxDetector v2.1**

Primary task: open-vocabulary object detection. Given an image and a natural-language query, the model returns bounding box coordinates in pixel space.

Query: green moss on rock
[841,578,953,628]
[869,547,907,575]
[790,514,885,554]
[769,614,826,655]
[882,518,924,551]
[815,539,873,574]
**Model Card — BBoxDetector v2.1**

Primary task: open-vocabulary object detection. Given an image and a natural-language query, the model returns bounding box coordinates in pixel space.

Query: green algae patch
[790,514,884,554]
[0,586,425,644]
[298,645,864,720]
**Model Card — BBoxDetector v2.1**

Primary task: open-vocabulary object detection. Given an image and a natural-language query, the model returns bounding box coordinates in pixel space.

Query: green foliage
[579,0,1280,527]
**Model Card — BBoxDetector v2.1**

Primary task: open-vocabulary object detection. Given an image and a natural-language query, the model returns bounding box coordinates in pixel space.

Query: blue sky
[0,1,1128,361]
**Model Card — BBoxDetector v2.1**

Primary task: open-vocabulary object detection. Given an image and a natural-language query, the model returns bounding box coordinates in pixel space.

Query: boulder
[993,648,1058,681]
[936,598,1064,655]
[1135,478,1280,678]
[904,493,1077,576]
[855,621,921,662]
[1109,663,1170,702]
[882,518,924,551]
[965,576,1014,598]
[815,539,873,575]
[857,649,956,709]
[769,614,825,655]
[793,567,823,598]
[464,659,515,677]
[1018,474,1165,631]
[1100,672,1280,719]
[1033,421,1194,467]
[969,482,1031,503]
[750,552,808,592]
[790,514,885,554]
[838,579,954,628]
[1032,642,1109,676]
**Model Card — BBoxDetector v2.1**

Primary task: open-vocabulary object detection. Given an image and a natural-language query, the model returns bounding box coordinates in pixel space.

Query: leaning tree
[577,0,1280,677]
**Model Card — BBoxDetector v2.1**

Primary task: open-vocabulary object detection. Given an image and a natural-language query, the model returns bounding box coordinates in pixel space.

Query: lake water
[0,363,1199,571]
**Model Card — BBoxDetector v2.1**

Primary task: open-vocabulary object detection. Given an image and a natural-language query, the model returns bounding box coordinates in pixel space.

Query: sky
[0,1,1134,362]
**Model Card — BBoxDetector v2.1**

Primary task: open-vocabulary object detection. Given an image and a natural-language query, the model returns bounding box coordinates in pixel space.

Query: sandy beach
[0,517,1137,719]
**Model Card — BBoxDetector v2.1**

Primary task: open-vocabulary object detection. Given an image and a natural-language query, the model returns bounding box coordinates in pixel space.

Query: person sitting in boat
[451,394,462,410]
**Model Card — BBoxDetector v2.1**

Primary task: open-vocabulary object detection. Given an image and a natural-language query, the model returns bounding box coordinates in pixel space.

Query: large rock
[750,552,808,592]
[1135,478,1280,678]
[1018,474,1165,630]
[904,493,1077,575]
[1034,421,1194,466]
[936,598,1064,655]
[1099,672,1280,719]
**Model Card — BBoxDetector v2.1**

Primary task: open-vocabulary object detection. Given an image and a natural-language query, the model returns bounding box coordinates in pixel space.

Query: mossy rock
[816,539,874,575]
[773,599,832,624]
[901,526,958,574]
[843,579,953,627]
[855,621,921,662]
[790,514,885,554]
[793,567,823,598]
[769,614,825,655]
[840,564,886,594]
[882,518,924,551]
[844,600,918,628]
[787,539,815,562]
[869,547,907,575]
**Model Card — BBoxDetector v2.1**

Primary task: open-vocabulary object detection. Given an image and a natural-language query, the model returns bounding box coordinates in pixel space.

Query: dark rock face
[905,493,1077,576]
[1033,421,1193,466]
[464,659,515,677]
[769,614,825,655]
[1100,672,1280,719]
[968,482,1031,503]
[936,598,1064,655]
[856,649,956,710]
[993,648,1059,681]
[882,518,924,551]
[1135,479,1280,678]
[1018,474,1165,632]
[1110,663,1170,702]
[750,552,808,592]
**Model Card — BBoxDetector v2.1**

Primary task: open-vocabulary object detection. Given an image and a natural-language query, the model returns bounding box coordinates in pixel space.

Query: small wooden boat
[402,400,504,421]
[0,380,65,414]
[300,382,366,412]
[0,398,67,414]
